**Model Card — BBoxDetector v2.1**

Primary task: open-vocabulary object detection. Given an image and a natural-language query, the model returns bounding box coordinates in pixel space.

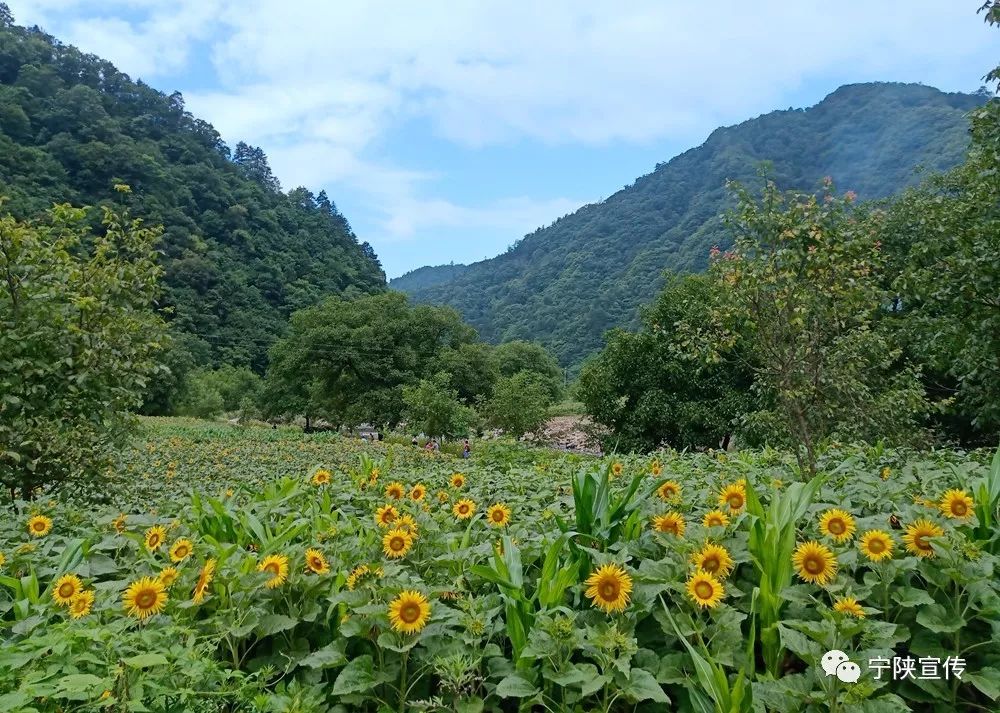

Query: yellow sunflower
[0,551,5,569]
[650,461,662,476]
[702,510,730,528]
[27,515,52,538]
[383,528,414,559]
[487,503,512,528]
[410,484,426,501]
[792,541,838,585]
[718,483,746,512]
[584,563,633,614]
[158,567,179,588]
[833,596,865,618]
[396,514,419,535]
[111,514,128,534]
[375,504,399,528]
[939,489,974,520]
[437,490,450,503]
[192,559,216,603]
[68,590,94,619]
[52,574,83,606]
[880,466,891,480]
[144,525,167,552]
[453,498,477,520]
[370,467,380,480]
[858,530,894,562]
[691,543,734,578]
[818,509,856,543]
[388,590,432,634]
[611,462,624,478]
[304,548,330,574]
[123,576,167,620]
[686,570,724,609]
[651,512,685,537]
[346,564,370,590]
[902,519,944,558]
[169,538,194,563]
[258,554,290,588]
[311,469,332,486]
[385,482,405,500]
[656,481,682,502]
[450,473,465,489]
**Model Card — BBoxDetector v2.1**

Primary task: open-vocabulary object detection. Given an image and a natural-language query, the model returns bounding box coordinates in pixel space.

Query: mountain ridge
[393,82,986,368]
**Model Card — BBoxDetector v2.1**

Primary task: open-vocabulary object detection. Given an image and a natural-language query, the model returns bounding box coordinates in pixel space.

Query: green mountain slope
[395,83,985,368]
[0,16,386,369]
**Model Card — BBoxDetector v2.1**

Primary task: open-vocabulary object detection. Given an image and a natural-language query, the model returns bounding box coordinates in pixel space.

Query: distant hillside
[0,14,386,369]
[391,263,469,293]
[398,83,986,368]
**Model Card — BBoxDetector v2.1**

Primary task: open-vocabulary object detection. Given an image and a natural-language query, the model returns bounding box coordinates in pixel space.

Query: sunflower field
[1,419,999,713]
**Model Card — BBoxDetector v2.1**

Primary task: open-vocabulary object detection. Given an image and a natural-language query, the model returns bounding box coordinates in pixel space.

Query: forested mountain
[394,83,986,368]
[391,263,469,293]
[0,13,386,370]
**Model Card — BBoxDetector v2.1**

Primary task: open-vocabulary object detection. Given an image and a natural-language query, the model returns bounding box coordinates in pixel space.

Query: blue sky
[8,1,996,278]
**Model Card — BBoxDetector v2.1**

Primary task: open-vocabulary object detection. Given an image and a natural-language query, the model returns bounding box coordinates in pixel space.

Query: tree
[578,274,754,452]
[403,372,475,439]
[681,179,928,472]
[492,341,564,400]
[0,195,166,499]
[483,371,552,438]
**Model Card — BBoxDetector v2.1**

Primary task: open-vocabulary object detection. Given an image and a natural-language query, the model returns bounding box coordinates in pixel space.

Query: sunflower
[702,510,730,528]
[375,504,399,528]
[487,503,512,528]
[385,482,405,500]
[437,490,450,503]
[123,576,167,619]
[858,530,894,562]
[650,460,662,476]
[68,590,94,619]
[111,513,128,534]
[686,570,724,609]
[169,538,194,563]
[52,574,83,606]
[301,548,329,574]
[792,541,838,585]
[450,473,465,489]
[833,596,865,618]
[939,489,974,520]
[388,590,432,634]
[0,551,5,569]
[410,484,426,501]
[396,514,419,535]
[656,481,682,502]
[651,512,685,537]
[192,559,216,603]
[584,563,633,614]
[158,567,179,588]
[902,519,944,558]
[258,554,290,588]
[611,462,624,478]
[346,564,370,590]
[370,467,380,480]
[311,469,332,486]
[27,515,52,538]
[453,498,477,520]
[144,525,167,552]
[383,528,414,559]
[880,466,891,481]
[818,509,856,543]
[691,543,735,578]
[718,483,746,512]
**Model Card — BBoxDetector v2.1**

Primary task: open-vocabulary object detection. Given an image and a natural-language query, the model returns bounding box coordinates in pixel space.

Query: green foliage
[579,273,754,452]
[483,371,553,438]
[0,19,385,375]
[682,179,929,471]
[402,372,476,439]
[395,83,984,368]
[0,197,166,499]
[492,340,564,400]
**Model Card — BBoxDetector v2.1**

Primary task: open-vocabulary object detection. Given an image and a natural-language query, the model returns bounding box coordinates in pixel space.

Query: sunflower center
[175,546,188,557]
[728,494,743,508]
[708,516,722,525]
[459,505,469,514]
[264,563,280,575]
[390,536,406,551]
[32,522,45,532]
[952,502,967,516]
[493,512,504,522]
[400,602,421,623]
[694,581,714,599]
[804,555,824,574]
[58,583,76,598]
[702,556,720,573]
[914,535,930,550]
[149,535,160,547]
[828,519,845,535]
[599,579,620,600]
[135,590,157,609]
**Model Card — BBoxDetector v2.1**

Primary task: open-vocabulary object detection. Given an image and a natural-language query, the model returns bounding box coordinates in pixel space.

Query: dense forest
[0,12,386,372]
[394,83,987,368]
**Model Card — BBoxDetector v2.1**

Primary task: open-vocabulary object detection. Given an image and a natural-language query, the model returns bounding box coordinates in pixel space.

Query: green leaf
[298,641,347,670]
[965,667,1000,701]
[494,673,539,698]
[624,668,670,703]
[257,614,298,636]
[915,604,965,633]
[332,655,377,696]
[123,653,169,668]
